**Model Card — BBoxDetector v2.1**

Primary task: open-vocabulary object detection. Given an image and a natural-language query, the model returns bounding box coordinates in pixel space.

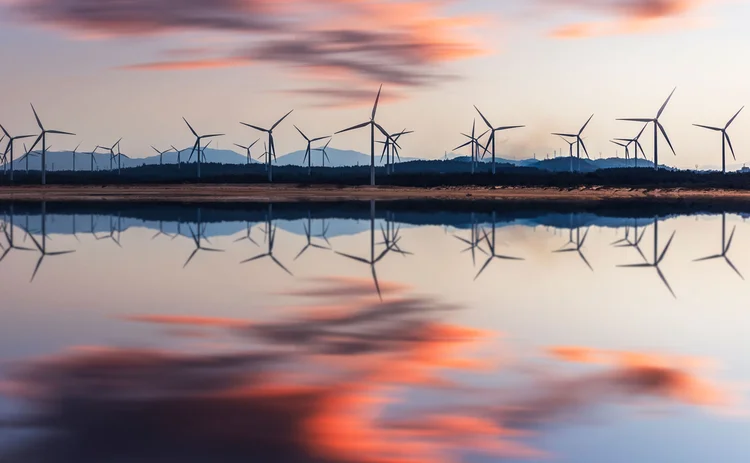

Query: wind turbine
[234,220,258,245]
[382,129,412,174]
[610,140,630,162]
[27,105,75,185]
[336,85,389,186]
[183,118,224,179]
[234,139,260,165]
[693,107,743,174]
[694,213,742,279]
[98,139,122,172]
[20,143,43,173]
[475,212,523,280]
[151,146,173,166]
[554,227,593,271]
[454,120,489,174]
[474,106,524,175]
[294,126,330,175]
[552,114,593,172]
[90,146,103,172]
[26,203,75,282]
[313,138,333,167]
[618,218,676,297]
[618,88,677,170]
[257,142,270,170]
[557,136,577,173]
[613,124,648,168]
[241,110,293,182]
[0,124,35,181]
[171,145,187,169]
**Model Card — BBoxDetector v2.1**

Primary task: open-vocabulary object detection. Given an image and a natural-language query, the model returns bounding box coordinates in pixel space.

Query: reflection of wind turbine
[26,203,75,282]
[184,118,224,179]
[475,212,523,280]
[27,104,75,185]
[554,227,593,271]
[454,214,487,266]
[171,145,187,169]
[0,207,33,263]
[241,111,293,182]
[618,88,677,170]
[693,107,743,174]
[235,221,258,245]
[475,106,524,175]
[694,213,742,279]
[183,209,223,268]
[336,85,388,186]
[335,201,398,299]
[552,114,593,172]
[618,218,676,297]
[295,213,330,260]
[240,212,292,275]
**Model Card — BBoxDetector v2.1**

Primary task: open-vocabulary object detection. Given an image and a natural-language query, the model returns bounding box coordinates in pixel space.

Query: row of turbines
[456,87,742,174]
[0,86,745,186]
[0,86,412,186]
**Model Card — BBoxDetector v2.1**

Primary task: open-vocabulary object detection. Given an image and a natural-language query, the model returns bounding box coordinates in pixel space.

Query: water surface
[0,201,748,462]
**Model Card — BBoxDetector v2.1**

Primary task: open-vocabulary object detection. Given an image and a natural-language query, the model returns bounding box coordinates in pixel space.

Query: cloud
[541,0,713,38]
[0,278,736,462]
[8,0,488,106]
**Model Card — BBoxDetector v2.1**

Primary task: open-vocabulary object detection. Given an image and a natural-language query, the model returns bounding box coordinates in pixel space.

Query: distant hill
[276,148,415,167]
[8,148,252,172]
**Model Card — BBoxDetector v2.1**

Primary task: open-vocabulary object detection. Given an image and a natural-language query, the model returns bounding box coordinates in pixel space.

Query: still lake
[0,200,749,462]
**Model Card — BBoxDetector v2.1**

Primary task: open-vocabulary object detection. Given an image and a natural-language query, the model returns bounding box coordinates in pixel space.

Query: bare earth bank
[1,185,749,202]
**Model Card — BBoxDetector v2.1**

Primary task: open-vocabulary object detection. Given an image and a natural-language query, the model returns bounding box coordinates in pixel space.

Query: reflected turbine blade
[656,267,676,298]
[657,231,676,263]
[271,256,293,276]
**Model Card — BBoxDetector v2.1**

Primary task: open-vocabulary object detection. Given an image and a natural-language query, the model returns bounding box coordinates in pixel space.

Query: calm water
[1,201,749,462]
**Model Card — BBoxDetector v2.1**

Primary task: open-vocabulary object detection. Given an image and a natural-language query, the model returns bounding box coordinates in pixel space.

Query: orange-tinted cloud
[120,58,251,71]
[542,0,713,38]
[123,314,251,328]
[10,0,489,106]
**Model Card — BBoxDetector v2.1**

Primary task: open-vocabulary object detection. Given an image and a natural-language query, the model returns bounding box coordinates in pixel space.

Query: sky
[1,0,750,170]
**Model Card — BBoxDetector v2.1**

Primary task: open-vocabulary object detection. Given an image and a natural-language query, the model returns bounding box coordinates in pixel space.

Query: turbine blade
[453,140,472,151]
[579,138,590,159]
[693,124,722,131]
[552,133,577,138]
[618,118,653,123]
[726,106,744,128]
[656,87,676,119]
[657,231,676,264]
[240,253,270,264]
[496,125,525,131]
[725,133,737,161]
[271,255,293,276]
[294,125,309,141]
[725,226,736,253]
[474,106,493,130]
[335,251,370,265]
[183,118,198,137]
[30,103,43,130]
[725,257,744,280]
[371,84,383,120]
[694,255,723,262]
[657,122,677,156]
[271,110,294,130]
[579,114,594,135]
[336,121,370,134]
[474,257,493,281]
[240,122,269,133]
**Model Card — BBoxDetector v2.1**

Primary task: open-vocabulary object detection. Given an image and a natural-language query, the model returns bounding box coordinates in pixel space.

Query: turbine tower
[336,85,389,186]
[552,114,593,172]
[294,126,330,175]
[233,139,259,165]
[0,125,35,181]
[693,107,743,174]
[241,110,294,182]
[474,106,524,175]
[71,142,82,172]
[27,104,75,185]
[618,88,677,170]
[183,118,224,179]
[170,145,186,169]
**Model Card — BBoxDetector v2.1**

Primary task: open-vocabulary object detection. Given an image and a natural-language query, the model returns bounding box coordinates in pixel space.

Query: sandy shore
[0,185,748,202]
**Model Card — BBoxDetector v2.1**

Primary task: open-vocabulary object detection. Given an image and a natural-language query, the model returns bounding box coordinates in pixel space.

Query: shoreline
[1,185,750,203]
